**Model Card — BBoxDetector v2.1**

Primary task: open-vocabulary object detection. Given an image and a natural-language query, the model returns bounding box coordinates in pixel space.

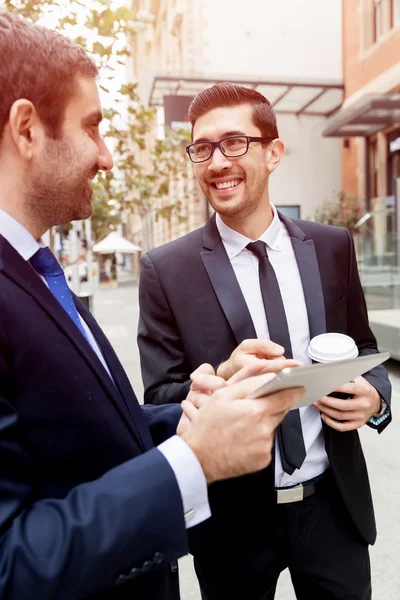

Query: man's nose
[208,146,232,172]
[97,138,114,171]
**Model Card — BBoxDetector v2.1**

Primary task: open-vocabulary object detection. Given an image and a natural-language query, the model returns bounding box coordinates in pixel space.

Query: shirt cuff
[158,435,211,529]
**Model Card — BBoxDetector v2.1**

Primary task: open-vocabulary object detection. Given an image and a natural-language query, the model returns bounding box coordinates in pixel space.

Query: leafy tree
[1,0,189,244]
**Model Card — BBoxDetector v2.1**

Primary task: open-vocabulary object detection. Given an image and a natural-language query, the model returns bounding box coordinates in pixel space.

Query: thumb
[190,363,216,379]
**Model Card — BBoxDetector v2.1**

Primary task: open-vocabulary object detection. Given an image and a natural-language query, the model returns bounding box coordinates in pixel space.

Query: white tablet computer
[249,352,390,409]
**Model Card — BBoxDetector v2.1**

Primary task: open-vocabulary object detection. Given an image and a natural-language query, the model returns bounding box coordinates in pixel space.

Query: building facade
[131,0,344,249]
[323,0,400,357]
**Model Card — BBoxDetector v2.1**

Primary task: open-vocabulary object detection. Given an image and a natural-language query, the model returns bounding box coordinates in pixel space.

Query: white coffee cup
[307,333,358,399]
[307,333,359,364]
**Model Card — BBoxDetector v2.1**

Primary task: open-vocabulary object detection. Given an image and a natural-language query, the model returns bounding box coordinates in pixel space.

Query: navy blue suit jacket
[138,213,391,566]
[0,236,187,599]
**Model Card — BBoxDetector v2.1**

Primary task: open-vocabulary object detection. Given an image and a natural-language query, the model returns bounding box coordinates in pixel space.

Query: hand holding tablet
[249,333,390,410]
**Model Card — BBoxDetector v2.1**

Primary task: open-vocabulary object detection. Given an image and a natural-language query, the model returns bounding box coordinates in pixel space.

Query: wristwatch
[373,396,388,418]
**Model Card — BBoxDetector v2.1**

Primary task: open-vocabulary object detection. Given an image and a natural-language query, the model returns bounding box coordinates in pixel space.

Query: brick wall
[343,0,400,99]
[342,0,400,197]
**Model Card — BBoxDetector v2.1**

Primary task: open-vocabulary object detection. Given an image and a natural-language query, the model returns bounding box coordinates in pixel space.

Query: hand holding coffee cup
[308,333,382,432]
[307,333,358,399]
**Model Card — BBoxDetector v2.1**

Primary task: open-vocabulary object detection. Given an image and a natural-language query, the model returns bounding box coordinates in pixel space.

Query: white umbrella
[92,232,142,254]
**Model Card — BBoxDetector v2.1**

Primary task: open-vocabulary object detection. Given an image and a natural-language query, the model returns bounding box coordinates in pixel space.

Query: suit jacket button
[115,574,128,586]
[170,561,178,573]
[153,552,165,565]
[129,567,140,577]
[142,560,153,572]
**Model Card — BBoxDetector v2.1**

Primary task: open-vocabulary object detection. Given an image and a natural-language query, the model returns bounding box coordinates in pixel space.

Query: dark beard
[26,139,94,232]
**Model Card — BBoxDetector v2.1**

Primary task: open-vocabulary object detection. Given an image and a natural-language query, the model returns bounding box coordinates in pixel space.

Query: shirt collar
[0,209,44,261]
[216,204,283,260]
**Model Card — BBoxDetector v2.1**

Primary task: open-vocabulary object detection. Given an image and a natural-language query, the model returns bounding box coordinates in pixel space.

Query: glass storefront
[357,129,400,309]
[355,128,400,358]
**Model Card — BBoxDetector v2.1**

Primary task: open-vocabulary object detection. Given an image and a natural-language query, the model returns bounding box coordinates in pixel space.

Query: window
[370,139,378,198]
[276,205,300,220]
[362,0,398,49]
[374,0,384,41]
[393,0,400,26]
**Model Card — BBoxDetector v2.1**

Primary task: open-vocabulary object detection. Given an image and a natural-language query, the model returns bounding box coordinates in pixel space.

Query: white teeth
[215,179,241,190]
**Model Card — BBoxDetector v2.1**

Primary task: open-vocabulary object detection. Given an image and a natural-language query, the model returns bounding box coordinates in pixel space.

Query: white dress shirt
[216,207,329,487]
[0,209,210,528]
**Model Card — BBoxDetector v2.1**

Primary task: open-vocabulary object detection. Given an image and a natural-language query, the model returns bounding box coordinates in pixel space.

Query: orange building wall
[342,0,400,197]
[343,0,400,99]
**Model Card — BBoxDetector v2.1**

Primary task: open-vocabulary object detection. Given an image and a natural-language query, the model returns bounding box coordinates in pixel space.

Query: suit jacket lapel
[278,213,326,339]
[201,215,257,344]
[75,298,153,449]
[0,236,148,450]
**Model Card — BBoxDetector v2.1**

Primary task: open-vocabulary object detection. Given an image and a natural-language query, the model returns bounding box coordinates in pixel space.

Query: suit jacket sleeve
[0,373,188,599]
[138,253,191,405]
[141,403,183,445]
[344,229,392,433]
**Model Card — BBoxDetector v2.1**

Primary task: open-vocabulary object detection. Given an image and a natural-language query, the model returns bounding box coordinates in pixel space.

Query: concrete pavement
[93,280,400,600]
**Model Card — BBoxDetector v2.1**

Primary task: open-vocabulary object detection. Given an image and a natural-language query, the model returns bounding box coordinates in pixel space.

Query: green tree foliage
[1,0,189,241]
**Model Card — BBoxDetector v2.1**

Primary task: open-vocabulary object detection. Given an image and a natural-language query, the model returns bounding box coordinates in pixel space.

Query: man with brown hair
[0,17,306,599]
[138,82,391,599]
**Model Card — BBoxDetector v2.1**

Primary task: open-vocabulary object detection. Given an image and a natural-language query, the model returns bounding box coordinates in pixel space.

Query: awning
[92,232,142,254]
[322,93,400,137]
[145,73,343,117]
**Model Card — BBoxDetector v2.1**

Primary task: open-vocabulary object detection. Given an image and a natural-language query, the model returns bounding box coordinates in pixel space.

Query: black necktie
[247,240,306,474]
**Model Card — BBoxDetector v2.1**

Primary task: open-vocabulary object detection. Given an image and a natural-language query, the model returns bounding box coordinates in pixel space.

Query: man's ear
[8,99,40,161]
[266,139,284,173]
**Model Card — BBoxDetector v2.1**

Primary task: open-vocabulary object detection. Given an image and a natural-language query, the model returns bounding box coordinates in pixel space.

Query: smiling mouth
[211,179,242,190]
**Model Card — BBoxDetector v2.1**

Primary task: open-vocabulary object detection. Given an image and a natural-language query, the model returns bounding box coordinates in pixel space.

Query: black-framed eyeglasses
[186,135,273,163]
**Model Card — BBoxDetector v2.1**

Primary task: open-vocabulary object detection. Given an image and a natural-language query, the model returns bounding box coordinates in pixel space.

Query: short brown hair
[188,82,279,139]
[0,13,98,141]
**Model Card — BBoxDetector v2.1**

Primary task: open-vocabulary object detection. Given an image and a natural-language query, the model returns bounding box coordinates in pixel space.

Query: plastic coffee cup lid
[307,333,359,363]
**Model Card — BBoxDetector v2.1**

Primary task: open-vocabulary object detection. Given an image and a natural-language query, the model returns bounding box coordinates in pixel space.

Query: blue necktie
[247,241,307,475]
[30,247,89,342]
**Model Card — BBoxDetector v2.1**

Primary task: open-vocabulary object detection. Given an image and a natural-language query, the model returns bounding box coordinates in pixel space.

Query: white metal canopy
[145,72,344,117]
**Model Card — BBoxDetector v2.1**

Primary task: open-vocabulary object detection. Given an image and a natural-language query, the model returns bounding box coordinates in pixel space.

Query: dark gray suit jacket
[138,213,391,558]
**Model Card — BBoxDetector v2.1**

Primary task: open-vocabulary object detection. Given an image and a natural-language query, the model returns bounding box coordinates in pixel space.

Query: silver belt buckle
[276,483,304,504]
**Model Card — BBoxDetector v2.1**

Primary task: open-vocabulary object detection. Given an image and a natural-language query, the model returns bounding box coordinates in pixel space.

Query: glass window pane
[276,205,300,219]
[374,0,383,40]
[394,0,400,25]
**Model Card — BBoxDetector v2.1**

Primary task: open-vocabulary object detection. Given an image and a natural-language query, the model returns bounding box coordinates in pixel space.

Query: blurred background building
[323,0,400,358]
[10,0,400,358]
[130,0,343,248]
[129,0,400,359]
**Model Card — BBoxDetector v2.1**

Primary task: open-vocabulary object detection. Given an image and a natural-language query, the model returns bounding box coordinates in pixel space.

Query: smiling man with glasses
[138,82,391,600]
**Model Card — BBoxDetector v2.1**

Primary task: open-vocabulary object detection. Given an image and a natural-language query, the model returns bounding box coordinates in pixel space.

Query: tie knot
[30,247,63,277]
[246,240,268,260]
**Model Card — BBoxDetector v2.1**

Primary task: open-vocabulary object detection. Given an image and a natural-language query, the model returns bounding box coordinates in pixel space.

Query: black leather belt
[275,471,327,504]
